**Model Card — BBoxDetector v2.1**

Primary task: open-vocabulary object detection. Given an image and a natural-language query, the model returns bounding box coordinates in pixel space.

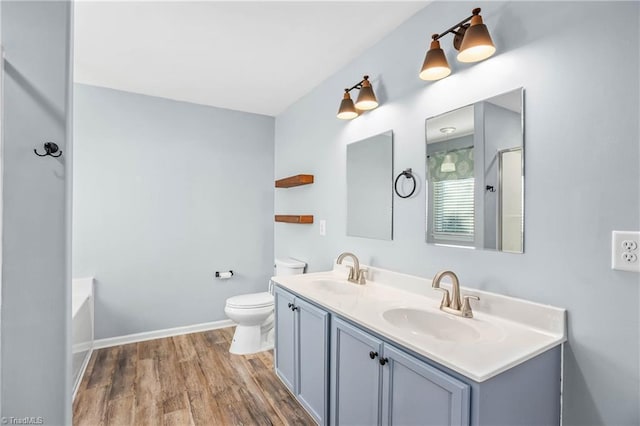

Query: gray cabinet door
[381,344,470,426]
[296,297,329,425]
[331,317,383,426]
[274,287,296,393]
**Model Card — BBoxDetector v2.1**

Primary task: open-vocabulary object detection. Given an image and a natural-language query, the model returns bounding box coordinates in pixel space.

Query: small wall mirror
[347,131,393,240]
[425,88,524,253]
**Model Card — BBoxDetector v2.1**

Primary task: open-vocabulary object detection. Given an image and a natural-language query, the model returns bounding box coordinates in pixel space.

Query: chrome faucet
[432,270,479,318]
[336,252,367,284]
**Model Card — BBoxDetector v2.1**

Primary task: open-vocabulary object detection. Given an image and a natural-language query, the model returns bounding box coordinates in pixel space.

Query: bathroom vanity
[272,264,566,426]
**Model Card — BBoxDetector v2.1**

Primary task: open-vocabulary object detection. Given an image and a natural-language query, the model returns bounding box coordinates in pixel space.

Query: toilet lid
[226,292,274,309]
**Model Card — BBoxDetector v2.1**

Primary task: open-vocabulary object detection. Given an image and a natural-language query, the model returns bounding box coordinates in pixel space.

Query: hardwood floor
[73,327,315,425]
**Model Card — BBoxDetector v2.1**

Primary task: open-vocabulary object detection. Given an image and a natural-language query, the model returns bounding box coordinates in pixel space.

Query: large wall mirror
[425,88,524,253]
[347,131,393,240]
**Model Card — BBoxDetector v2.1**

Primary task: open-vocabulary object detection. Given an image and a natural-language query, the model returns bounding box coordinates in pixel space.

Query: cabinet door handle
[287,303,293,309]
[291,305,299,311]
[369,351,378,360]
[379,357,389,366]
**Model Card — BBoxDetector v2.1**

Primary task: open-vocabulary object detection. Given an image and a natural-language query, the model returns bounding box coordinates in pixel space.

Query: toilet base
[229,324,274,355]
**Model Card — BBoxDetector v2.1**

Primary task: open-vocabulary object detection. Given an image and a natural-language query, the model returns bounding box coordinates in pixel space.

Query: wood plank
[74,327,312,426]
[108,343,137,401]
[213,342,280,424]
[164,408,194,426]
[201,328,230,347]
[190,333,239,398]
[172,334,197,362]
[256,350,275,369]
[105,395,134,426]
[189,333,250,424]
[86,346,121,389]
[178,358,221,425]
[217,326,235,344]
[275,215,314,224]
[133,358,162,426]
[73,385,109,425]
[192,333,275,423]
[231,385,279,426]
[137,338,162,360]
[245,354,315,425]
[275,174,314,188]
[158,338,187,414]
[163,393,194,426]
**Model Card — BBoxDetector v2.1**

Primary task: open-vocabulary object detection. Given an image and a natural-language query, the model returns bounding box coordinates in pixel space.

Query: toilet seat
[226,292,274,309]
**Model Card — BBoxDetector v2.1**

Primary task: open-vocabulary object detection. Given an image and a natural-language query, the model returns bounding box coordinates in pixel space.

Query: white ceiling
[74,1,428,116]
[426,105,474,144]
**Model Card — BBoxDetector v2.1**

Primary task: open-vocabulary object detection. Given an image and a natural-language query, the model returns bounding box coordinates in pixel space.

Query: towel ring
[394,168,416,199]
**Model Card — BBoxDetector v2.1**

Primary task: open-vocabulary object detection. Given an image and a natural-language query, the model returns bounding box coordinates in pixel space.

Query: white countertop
[272,265,566,382]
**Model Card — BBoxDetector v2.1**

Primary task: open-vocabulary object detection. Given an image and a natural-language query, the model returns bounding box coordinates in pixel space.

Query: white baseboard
[93,319,235,349]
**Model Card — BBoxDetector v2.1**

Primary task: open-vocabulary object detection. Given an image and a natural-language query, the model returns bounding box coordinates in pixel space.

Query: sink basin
[311,279,360,295]
[382,308,482,342]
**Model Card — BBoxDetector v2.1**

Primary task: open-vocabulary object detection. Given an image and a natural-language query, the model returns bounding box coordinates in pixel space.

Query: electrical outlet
[319,219,326,236]
[622,240,638,251]
[612,231,640,272]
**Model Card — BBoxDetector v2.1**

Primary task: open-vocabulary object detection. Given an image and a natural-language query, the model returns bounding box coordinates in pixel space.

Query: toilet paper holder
[215,270,234,279]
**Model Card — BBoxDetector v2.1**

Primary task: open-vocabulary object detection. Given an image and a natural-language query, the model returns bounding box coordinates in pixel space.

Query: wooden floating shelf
[275,174,314,188]
[275,215,314,224]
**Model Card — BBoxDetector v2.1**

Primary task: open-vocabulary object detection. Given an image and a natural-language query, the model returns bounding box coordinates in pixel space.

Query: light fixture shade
[441,154,456,172]
[337,91,358,120]
[355,77,378,111]
[457,14,496,63]
[419,39,451,81]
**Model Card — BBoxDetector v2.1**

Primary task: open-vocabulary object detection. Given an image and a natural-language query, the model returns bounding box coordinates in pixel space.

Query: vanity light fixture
[439,127,457,172]
[420,7,496,81]
[336,75,379,120]
[337,91,359,120]
[441,154,456,173]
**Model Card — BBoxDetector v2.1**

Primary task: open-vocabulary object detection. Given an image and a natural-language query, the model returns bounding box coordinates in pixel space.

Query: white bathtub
[72,277,94,398]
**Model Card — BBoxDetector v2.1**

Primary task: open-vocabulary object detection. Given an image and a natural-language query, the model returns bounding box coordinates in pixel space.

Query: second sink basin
[311,279,360,295]
[383,308,482,342]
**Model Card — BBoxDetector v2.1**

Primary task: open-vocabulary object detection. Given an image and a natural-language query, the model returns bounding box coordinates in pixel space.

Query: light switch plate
[612,231,640,272]
[319,219,326,236]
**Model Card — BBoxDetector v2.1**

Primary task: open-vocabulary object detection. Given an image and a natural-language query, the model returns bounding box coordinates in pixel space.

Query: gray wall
[73,84,275,339]
[1,1,72,423]
[274,2,639,425]
[427,134,474,154]
[482,102,521,250]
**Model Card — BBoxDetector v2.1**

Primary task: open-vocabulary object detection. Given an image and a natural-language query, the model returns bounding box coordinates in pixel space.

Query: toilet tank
[274,258,306,276]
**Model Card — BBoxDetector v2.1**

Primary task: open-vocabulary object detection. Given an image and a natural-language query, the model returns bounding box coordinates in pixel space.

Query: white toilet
[225,257,306,354]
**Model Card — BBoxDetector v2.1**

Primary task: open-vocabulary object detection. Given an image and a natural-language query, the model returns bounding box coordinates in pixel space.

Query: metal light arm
[344,75,370,94]
[431,8,481,42]
[431,7,481,50]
